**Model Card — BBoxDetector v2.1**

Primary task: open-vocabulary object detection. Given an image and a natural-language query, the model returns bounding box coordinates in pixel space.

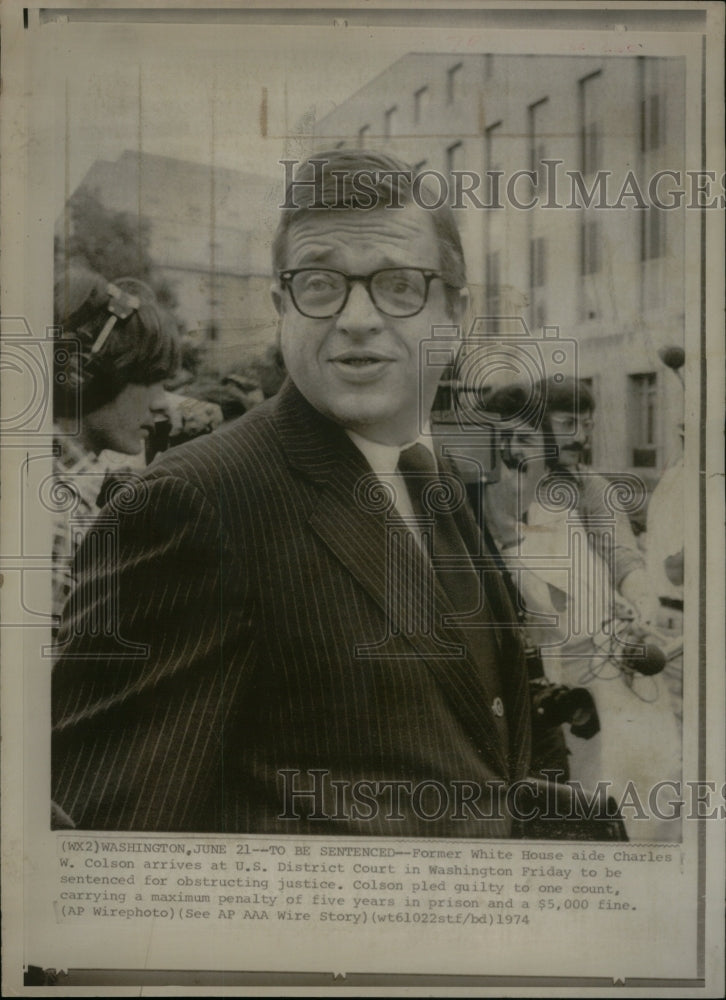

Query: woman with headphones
[52,263,180,624]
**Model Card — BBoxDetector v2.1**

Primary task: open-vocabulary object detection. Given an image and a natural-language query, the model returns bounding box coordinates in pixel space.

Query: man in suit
[52,149,531,835]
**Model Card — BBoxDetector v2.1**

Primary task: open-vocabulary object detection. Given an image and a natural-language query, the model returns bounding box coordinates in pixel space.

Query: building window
[581,220,601,275]
[484,54,494,79]
[528,97,548,192]
[579,70,602,175]
[639,58,666,154]
[640,93,664,152]
[486,250,501,331]
[628,372,658,467]
[446,141,463,176]
[447,62,463,104]
[641,207,665,260]
[358,124,370,148]
[414,85,429,124]
[530,236,546,288]
[384,105,398,139]
[485,120,503,203]
[581,121,600,176]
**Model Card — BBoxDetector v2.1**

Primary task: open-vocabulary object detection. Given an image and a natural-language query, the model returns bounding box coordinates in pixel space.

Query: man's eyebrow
[295,248,335,265]
[293,246,417,269]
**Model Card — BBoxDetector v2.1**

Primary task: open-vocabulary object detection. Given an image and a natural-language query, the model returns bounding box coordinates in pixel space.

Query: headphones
[88,283,140,355]
[55,275,142,403]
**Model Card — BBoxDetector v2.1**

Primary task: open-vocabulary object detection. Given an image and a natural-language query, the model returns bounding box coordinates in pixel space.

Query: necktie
[397,444,509,746]
[397,443,481,622]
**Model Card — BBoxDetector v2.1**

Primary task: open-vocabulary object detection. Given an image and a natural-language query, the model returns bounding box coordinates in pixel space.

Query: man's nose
[149,385,170,416]
[335,281,384,335]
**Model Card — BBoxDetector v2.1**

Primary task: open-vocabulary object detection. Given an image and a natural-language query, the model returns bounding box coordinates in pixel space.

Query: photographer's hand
[620,567,660,628]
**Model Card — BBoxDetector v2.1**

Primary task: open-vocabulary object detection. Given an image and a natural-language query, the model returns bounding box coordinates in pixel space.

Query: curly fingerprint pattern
[103,475,150,514]
[601,474,648,515]
[535,475,580,513]
[40,475,82,514]
[420,475,466,515]
[0,345,49,430]
[354,473,397,514]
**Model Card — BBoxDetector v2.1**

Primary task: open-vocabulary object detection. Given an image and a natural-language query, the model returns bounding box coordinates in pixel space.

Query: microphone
[621,641,667,676]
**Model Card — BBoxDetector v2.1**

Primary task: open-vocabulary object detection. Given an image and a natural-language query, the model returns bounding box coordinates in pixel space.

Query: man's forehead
[549,408,593,418]
[500,418,540,435]
[285,204,438,259]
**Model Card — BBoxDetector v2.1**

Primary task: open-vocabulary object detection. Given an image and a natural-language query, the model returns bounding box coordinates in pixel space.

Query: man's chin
[328,403,418,445]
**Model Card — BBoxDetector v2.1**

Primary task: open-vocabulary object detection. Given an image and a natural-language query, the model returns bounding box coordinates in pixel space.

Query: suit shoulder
[143,399,285,495]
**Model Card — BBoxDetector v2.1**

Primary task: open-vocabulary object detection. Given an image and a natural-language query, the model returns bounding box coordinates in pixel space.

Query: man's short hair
[272,148,467,315]
[485,382,536,423]
[537,375,595,417]
[54,266,180,420]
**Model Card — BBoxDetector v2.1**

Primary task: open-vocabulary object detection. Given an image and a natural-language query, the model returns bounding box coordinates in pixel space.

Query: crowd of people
[474,376,683,840]
[51,148,684,841]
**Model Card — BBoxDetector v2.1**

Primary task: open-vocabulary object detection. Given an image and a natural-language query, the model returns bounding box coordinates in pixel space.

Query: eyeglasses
[548,414,594,434]
[278,267,443,319]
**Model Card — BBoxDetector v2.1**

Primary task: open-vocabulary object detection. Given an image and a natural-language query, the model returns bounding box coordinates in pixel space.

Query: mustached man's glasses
[278,267,443,319]
[549,414,594,434]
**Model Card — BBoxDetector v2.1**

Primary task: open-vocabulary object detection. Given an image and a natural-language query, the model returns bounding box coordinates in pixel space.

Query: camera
[530,678,600,740]
[525,646,600,740]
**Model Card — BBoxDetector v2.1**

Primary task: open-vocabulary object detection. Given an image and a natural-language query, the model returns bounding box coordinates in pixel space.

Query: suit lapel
[439,451,531,779]
[273,382,512,776]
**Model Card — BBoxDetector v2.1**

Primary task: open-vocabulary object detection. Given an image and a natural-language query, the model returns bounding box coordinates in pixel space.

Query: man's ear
[271,283,285,317]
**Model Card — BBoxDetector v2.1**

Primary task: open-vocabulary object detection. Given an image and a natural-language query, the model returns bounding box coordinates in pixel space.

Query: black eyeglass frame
[278,267,444,319]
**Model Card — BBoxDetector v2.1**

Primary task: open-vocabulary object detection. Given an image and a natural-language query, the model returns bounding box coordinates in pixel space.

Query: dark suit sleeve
[52,474,255,831]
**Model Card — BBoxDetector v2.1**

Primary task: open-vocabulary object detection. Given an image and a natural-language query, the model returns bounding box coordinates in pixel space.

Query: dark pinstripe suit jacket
[52,380,531,835]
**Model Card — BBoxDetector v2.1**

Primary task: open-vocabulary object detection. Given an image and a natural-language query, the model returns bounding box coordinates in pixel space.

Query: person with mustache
[533,375,655,624]
[477,379,679,839]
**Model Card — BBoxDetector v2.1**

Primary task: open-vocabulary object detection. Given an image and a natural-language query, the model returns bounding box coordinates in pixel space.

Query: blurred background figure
[52,264,181,623]
[477,378,681,840]
[477,383,572,781]
[646,425,684,601]
[533,375,657,626]
[165,334,254,427]
[643,347,686,733]
[162,392,224,454]
[648,347,685,612]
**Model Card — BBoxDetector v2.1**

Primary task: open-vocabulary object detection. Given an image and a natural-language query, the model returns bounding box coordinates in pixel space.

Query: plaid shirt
[52,431,144,625]
[52,431,107,625]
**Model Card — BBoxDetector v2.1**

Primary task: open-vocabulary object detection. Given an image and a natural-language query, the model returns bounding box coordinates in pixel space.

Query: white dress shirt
[346,428,436,539]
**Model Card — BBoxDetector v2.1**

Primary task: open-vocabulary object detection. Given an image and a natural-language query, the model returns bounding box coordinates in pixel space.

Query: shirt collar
[346,425,436,476]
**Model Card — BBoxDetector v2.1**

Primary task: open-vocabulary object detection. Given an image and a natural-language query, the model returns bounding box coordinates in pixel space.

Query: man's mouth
[343,358,377,366]
[328,353,396,382]
[330,353,395,366]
